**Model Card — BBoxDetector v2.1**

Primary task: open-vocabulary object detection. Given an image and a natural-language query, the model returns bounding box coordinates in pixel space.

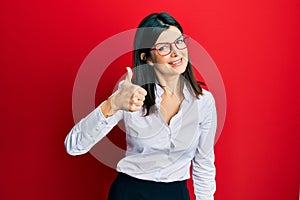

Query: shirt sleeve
[192,92,217,200]
[64,102,124,156]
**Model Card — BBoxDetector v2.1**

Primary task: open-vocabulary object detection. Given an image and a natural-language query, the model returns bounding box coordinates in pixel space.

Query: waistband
[116,172,187,186]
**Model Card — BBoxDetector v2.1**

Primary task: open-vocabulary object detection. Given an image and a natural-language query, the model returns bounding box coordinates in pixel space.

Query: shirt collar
[155,81,194,103]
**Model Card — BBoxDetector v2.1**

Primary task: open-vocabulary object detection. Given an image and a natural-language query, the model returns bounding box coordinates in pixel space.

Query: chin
[175,63,188,74]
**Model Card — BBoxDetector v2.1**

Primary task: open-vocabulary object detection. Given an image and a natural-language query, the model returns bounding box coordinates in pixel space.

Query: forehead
[156,26,182,43]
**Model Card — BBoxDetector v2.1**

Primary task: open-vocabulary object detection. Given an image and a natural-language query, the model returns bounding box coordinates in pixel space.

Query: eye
[176,38,184,44]
[156,44,169,51]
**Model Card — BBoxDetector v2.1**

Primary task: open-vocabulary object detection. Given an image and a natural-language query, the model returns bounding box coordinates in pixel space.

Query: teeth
[171,59,181,64]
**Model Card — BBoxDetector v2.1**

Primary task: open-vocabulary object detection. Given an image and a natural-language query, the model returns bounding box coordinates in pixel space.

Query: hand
[110,67,147,112]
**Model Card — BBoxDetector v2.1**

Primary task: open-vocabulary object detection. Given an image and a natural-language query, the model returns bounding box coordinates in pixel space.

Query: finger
[130,97,140,104]
[128,103,143,112]
[134,100,144,107]
[124,67,133,84]
[136,87,147,96]
[133,93,146,102]
[129,96,144,106]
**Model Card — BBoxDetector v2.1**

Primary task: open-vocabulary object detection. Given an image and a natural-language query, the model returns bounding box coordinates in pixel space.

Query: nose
[170,44,180,57]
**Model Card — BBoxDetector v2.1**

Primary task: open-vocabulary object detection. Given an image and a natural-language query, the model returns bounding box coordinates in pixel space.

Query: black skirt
[108,172,190,200]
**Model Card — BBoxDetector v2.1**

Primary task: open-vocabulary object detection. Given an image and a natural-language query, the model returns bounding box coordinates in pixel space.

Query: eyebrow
[155,35,184,44]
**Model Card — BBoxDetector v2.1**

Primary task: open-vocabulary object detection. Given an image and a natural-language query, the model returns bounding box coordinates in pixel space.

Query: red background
[1,0,299,200]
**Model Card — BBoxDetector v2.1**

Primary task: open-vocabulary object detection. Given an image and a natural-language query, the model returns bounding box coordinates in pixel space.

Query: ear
[140,53,154,66]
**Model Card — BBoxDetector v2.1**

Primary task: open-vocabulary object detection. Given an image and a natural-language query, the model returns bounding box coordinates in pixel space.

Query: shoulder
[197,89,215,104]
[194,90,216,123]
[193,89,216,115]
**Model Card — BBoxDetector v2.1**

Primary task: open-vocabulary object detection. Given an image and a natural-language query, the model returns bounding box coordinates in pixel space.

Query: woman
[65,12,217,200]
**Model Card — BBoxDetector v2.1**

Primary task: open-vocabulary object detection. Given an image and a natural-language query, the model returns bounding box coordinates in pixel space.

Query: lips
[169,58,182,66]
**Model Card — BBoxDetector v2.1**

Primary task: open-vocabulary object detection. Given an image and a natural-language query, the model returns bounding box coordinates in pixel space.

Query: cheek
[149,52,161,64]
[151,54,167,64]
[182,49,188,57]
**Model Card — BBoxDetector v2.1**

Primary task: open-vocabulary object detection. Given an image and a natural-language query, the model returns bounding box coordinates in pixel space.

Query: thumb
[124,67,133,84]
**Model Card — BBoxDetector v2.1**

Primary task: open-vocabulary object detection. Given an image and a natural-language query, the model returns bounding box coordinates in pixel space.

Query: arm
[64,67,147,156]
[192,93,217,200]
[64,98,124,156]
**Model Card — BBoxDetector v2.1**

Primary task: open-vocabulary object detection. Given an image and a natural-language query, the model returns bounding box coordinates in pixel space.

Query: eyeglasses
[150,36,189,56]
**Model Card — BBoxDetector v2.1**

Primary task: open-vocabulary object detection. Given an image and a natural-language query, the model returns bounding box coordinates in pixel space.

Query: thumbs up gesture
[109,67,147,113]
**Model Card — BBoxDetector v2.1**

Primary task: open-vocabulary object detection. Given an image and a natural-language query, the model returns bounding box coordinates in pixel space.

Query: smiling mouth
[169,58,182,65]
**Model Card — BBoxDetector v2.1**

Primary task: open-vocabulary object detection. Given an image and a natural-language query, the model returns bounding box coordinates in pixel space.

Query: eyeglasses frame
[150,35,189,56]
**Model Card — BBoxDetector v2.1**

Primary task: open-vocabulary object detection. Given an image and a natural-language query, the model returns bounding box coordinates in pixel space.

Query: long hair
[132,12,203,115]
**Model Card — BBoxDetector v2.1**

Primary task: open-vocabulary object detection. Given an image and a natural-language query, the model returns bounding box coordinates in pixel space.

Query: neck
[157,76,182,97]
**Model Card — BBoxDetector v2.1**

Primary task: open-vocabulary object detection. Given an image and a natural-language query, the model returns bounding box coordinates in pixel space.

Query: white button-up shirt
[65,83,217,200]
